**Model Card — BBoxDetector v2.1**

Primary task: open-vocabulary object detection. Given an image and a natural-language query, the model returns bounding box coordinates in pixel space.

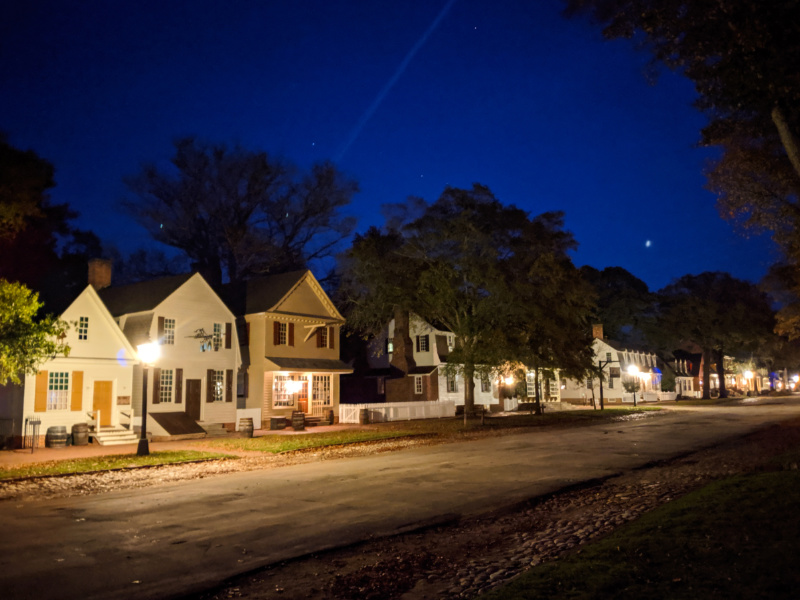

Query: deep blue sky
[1,0,776,291]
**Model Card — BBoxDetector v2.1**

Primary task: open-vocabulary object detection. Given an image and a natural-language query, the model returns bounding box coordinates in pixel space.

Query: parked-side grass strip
[482,469,800,600]
[203,408,657,454]
[0,450,235,481]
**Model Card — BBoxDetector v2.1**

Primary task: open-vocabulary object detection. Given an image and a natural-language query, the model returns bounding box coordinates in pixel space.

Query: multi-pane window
[447,374,458,393]
[419,335,429,352]
[609,373,614,389]
[312,375,332,406]
[606,352,612,363]
[549,380,558,395]
[273,375,297,407]
[448,335,455,350]
[480,376,491,393]
[213,323,222,351]
[319,327,328,348]
[586,378,592,389]
[278,322,287,345]
[213,370,224,402]
[47,372,70,411]
[160,369,173,403]
[526,372,536,398]
[78,316,89,340]
[163,318,175,345]
[414,375,423,394]
[386,339,394,354]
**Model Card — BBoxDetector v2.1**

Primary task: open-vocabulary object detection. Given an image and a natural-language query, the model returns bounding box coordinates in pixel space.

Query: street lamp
[627,364,640,407]
[744,370,754,394]
[137,342,161,456]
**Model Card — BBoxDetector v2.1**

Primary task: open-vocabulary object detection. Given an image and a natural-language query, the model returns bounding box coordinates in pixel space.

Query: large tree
[125,137,358,286]
[0,133,53,239]
[0,280,69,386]
[579,265,653,341]
[565,1,800,333]
[341,184,594,416]
[656,272,774,399]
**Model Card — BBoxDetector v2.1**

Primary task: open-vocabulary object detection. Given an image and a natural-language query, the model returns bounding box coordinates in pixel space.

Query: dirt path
[193,417,800,600]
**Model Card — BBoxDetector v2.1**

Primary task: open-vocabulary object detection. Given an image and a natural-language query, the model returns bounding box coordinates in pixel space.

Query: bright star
[645,240,652,248]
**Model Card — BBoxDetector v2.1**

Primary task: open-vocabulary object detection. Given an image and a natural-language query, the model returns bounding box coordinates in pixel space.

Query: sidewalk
[0,423,366,468]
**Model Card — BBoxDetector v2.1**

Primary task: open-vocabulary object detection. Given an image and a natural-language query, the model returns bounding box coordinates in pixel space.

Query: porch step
[91,426,139,446]
[200,423,231,438]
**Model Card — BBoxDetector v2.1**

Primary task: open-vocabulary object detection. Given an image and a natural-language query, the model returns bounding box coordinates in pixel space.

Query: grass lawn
[201,408,657,454]
[482,469,800,600]
[0,450,235,480]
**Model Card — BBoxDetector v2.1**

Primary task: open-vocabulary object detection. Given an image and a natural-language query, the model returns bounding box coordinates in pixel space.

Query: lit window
[313,375,332,406]
[448,335,454,350]
[160,369,173,403]
[447,375,458,393]
[481,376,491,393]
[273,375,298,408]
[78,317,89,340]
[414,375,423,394]
[549,380,558,395]
[387,339,394,354]
[526,372,536,398]
[213,323,222,351]
[163,318,175,345]
[213,370,224,402]
[47,372,70,411]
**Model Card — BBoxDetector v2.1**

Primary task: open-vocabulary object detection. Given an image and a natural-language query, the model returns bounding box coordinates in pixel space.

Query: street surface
[1,401,798,600]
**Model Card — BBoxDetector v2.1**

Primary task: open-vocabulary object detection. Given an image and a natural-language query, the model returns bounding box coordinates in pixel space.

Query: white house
[0,284,137,448]
[98,268,241,439]
[368,314,501,408]
[560,324,663,405]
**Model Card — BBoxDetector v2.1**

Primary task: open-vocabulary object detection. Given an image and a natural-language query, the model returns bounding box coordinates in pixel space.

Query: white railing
[504,397,519,412]
[236,408,262,431]
[657,391,677,402]
[339,401,456,424]
[643,391,660,403]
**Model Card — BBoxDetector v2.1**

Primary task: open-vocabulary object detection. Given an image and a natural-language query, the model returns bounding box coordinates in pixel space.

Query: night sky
[1,0,777,291]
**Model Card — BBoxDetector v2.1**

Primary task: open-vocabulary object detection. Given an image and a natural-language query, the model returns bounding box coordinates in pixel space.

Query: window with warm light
[160,369,173,402]
[313,375,331,406]
[213,323,222,351]
[213,370,224,402]
[47,372,70,411]
[274,374,298,407]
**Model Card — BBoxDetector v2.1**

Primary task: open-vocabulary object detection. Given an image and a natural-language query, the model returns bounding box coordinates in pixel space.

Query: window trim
[163,318,176,345]
[414,375,423,394]
[78,316,89,341]
[47,372,70,411]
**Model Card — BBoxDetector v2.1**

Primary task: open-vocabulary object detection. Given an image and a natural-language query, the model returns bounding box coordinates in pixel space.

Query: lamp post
[136,342,160,456]
[627,364,640,407]
[596,358,619,411]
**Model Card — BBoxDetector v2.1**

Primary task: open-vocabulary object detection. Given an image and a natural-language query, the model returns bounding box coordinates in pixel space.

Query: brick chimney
[592,323,604,340]
[88,258,112,290]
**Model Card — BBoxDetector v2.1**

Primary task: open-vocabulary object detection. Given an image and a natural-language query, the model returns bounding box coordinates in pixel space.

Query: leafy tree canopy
[0,133,54,240]
[579,265,652,341]
[0,279,69,386]
[124,136,358,286]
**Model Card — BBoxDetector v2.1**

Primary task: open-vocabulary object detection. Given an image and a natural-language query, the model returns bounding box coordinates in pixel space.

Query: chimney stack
[88,258,112,290]
[592,323,604,340]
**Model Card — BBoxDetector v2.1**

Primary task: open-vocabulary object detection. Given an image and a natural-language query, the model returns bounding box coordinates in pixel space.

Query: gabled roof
[98,273,194,316]
[219,270,343,321]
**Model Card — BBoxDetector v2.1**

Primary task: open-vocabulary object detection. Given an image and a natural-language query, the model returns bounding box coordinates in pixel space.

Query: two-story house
[560,324,662,405]
[350,313,500,408]
[97,263,241,438]
[222,270,351,428]
[0,282,138,448]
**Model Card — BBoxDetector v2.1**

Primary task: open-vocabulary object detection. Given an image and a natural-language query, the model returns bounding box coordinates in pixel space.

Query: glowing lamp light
[793,375,799,383]
[504,376,514,386]
[744,370,753,380]
[137,342,161,366]
[627,365,640,377]
[286,379,303,394]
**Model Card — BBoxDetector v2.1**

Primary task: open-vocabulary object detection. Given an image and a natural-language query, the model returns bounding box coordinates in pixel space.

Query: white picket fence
[339,401,456,424]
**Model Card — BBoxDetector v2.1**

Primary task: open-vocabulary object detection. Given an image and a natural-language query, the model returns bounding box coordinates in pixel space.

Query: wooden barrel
[239,417,254,438]
[358,408,370,425]
[326,409,335,425]
[291,411,305,431]
[45,426,68,448]
[71,423,89,446]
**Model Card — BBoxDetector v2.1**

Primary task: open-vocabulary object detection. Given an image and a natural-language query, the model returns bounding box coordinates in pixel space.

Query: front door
[93,381,113,426]
[297,380,309,413]
[186,379,202,421]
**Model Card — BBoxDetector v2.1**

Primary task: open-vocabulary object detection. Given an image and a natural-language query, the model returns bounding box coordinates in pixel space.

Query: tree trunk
[702,347,712,400]
[534,367,542,415]
[463,362,476,424]
[772,105,800,183]
[716,348,728,399]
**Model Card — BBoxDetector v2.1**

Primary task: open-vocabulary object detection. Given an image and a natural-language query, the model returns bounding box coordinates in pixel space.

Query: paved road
[2,401,799,600]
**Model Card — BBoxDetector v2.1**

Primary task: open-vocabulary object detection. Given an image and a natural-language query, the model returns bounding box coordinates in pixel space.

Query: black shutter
[175,368,183,404]
[157,317,165,344]
[206,369,215,403]
[152,368,161,404]
[225,322,232,349]
[225,369,233,402]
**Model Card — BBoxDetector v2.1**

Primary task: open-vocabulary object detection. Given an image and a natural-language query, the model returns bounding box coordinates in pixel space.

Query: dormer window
[416,335,429,352]
[78,316,89,340]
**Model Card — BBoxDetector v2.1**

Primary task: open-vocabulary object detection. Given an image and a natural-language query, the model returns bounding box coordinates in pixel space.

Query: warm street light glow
[137,342,160,365]
[627,364,639,376]
[286,379,303,394]
[744,370,753,380]
[504,376,514,386]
